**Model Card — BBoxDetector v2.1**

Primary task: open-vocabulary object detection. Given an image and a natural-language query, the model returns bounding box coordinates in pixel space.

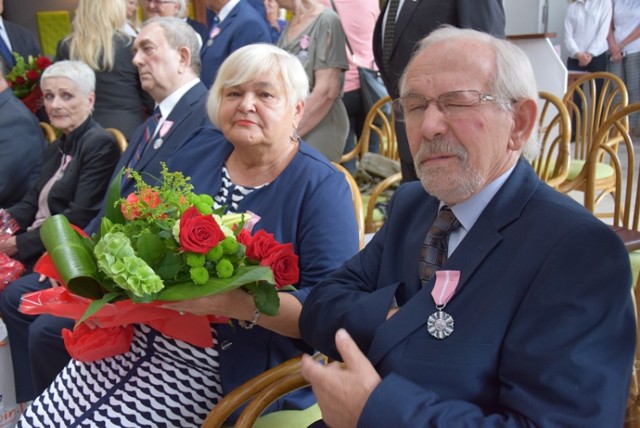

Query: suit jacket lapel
[392,0,420,54]
[136,86,199,170]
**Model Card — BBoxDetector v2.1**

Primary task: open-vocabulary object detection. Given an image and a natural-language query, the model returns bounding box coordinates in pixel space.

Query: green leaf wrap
[40,215,104,299]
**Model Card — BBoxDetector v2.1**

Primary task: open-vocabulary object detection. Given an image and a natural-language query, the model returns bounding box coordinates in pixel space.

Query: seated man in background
[299,26,635,427]
[0,16,213,405]
[0,62,45,207]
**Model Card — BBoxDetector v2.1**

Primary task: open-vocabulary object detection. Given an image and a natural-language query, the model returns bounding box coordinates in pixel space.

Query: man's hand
[301,329,381,428]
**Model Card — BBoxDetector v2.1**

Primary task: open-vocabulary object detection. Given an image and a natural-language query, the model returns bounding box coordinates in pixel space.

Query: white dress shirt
[564,0,612,58]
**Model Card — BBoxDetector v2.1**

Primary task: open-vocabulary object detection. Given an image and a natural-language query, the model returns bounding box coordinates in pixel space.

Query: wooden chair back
[558,72,629,198]
[105,128,128,153]
[333,162,365,250]
[531,91,571,189]
[40,122,56,143]
[584,103,639,222]
[341,95,397,165]
[201,353,325,428]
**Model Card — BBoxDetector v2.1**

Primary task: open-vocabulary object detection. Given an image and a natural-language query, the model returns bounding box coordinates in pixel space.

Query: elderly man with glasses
[299,26,635,428]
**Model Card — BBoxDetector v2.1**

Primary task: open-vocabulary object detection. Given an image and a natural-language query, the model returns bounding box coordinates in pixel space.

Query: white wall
[504,0,570,62]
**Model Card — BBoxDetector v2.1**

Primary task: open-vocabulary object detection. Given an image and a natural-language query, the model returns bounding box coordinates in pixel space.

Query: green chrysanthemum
[216,258,234,279]
[190,266,209,284]
[186,253,205,267]
[221,236,239,255]
[207,245,223,262]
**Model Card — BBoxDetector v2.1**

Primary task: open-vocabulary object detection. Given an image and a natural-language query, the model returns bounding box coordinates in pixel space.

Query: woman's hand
[163,288,255,319]
[0,236,17,257]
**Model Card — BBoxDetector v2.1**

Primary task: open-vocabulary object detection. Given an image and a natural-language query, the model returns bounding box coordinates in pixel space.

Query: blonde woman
[123,0,142,36]
[55,0,153,139]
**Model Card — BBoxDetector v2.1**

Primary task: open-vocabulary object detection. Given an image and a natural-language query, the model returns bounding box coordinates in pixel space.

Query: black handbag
[329,0,390,115]
[357,66,390,115]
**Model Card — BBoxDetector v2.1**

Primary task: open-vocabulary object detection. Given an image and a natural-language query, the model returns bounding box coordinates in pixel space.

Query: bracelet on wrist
[238,307,261,329]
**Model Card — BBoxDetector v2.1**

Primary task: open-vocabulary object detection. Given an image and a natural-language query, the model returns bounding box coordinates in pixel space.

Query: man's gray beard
[414,139,484,204]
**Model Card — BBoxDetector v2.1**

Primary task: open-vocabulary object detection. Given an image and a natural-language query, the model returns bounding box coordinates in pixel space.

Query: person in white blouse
[607,0,640,135]
[564,0,611,75]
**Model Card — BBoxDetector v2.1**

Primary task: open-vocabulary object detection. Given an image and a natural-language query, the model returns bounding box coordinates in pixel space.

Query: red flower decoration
[62,322,135,363]
[121,193,142,220]
[259,243,299,288]
[25,69,40,82]
[179,206,225,254]
[244,229,280,260]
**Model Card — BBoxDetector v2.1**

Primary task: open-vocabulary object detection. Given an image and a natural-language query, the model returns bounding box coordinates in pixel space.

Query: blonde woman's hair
[67,0,127,71]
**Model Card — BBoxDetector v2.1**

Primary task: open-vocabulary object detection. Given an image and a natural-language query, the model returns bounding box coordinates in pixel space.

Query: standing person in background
[373,0,505,182]
[0,0,40,73]
[123,0,142,36]
[143,0,208,45]
[608,0,640,136]
[0,63,45,207]
[56,0,154,140]
[320,0,380,173]
[199,0,272,89]
[565,0,611,76]
[177,0,209,42]
[267,0,349,163]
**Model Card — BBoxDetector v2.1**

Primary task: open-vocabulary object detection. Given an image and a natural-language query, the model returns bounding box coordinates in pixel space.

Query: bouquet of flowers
[5,52,52,113]
[19,165,299,362]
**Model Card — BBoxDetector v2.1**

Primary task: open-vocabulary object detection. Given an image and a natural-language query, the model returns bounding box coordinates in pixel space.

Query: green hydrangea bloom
[94,232,164,297]
[216,258,234,278]
[190,266,209,284]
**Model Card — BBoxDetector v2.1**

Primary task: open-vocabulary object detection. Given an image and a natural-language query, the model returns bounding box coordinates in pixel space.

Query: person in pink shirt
[320,0,380,171]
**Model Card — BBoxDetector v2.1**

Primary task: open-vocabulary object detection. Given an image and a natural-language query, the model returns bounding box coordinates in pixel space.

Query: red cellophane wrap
[19,253,229,363]
[0,253,26,292]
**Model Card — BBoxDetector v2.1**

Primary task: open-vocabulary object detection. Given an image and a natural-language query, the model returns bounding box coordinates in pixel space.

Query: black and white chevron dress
[17,324,222,427]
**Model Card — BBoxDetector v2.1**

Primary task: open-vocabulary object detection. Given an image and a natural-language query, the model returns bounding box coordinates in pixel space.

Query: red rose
[35,55,52,70]
[14,76,25,85]
[25,69,40,82]
[121,193,141,220]
[260,243,299,288]
[62,323,134,363]
[179,206,225,254]
[236,228,252,246]
[245,229,279,261]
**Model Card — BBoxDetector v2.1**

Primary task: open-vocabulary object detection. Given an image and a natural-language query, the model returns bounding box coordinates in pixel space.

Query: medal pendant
[427,310,454,339]
[153,138,163,150]
[207,39,213,47]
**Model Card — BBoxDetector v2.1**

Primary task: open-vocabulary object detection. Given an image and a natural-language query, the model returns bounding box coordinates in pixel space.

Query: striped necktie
[382,0,400,65]
[131,106,161,168]
[419,206,461,285]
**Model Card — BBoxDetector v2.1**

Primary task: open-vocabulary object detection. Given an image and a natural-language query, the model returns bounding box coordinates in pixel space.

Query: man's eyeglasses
[393,90,513,121]
[144,0,177,5]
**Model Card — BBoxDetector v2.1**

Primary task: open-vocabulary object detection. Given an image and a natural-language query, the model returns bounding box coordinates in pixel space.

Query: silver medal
[427,310,454,339]
[153,138,163,149]
[207,39,213,47]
